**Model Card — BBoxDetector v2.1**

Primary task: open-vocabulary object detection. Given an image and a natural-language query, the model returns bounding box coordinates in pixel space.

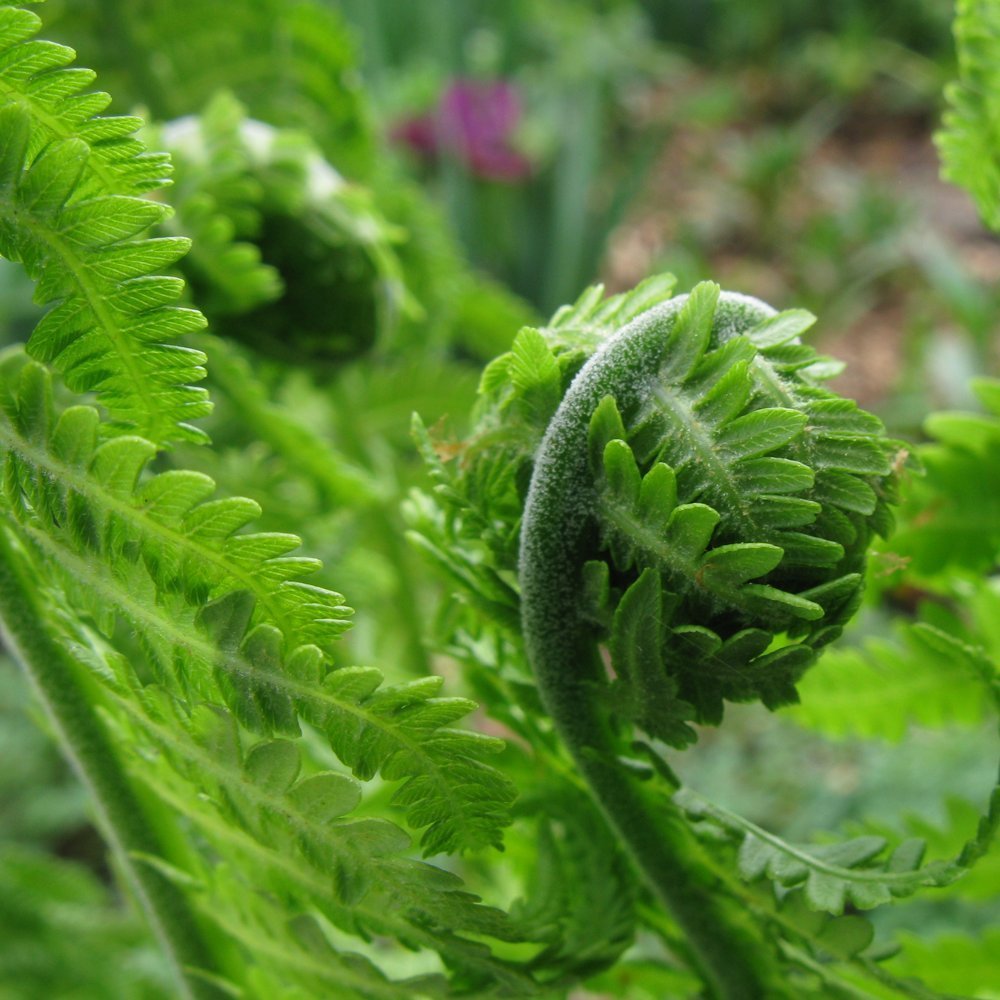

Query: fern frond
[885,929,1000,998]
[509,788,637,977]
[418,277,996,999]
[936,0,1000,231]
[891,377,1000,575]
[411,275,684,613]
[0,357,542,994]
[0,6,170,196]
[0,359,515,856]
[679,781,998,916]
[147,92,281,317]
[432,280,900,730]
[787,621,994,740]
[0,8,210,445]
[153,90,410,362]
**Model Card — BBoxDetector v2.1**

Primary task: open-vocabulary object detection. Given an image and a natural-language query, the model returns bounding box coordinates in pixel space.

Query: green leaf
[972,376,1000,416]
[588,395,628,475]
[816,915,875,956]
[637,462,677,526]
[0,16,207,445]
[286,772,361,822]
[692,358,751,426]
[812,470,877,515]
[740,584,823,621]
[507,327,560,425]
[666,503,720,562]
[685,791,962,914]
[245,739,300,794]
[603,439,641,503]
[90,437,157,499]
[745,309,816,348]
[734,457,814,494]
[660,281,718,379]
[812,434,892,476]
[698,542,784,587]
[789,621,993,741]
[747,494,820,529]
[717,408,806,460]
[609,568,697,748]
[936,0,1000,230]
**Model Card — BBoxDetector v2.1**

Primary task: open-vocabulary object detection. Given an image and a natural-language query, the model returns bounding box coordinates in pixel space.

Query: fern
[0,7,212,445]
[148,92,282,318]
[937,0,1000,231]
[0,351,549,994]
[0,355,516,856]
[0,4,995,999]
[151,90,411,363]
[788,621,994,740]
[678,788,992,911]
[885,929,1000,999]
[0,12,538,996]
[890,377,1000,575]
[415,277,995,999]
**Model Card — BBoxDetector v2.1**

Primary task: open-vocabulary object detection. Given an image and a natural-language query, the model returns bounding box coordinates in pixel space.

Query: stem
[0,529,224,1000]
[532,636,786,1000]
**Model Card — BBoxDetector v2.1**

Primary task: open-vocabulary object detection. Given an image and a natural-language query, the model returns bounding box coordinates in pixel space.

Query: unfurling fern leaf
[2,4,996,999]
[416,277,997,1000]
[152,91,411,363]
[427,280,902,730]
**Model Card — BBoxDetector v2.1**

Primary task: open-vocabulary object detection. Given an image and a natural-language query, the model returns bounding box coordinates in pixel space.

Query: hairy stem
[531,636,785,999]
[0,529,224,1000]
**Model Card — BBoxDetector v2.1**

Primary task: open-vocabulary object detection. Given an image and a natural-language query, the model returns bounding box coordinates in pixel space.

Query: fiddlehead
[151,91,411,364]
[416,278,903,999]
[521,282,898,738]
[522,284,899,998]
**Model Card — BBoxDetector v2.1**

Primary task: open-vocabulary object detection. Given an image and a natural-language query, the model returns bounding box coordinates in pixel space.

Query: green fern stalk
[0,530,223,999]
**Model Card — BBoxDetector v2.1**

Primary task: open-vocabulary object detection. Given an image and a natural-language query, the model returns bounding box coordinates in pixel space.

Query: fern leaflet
[0,8,213,445]
[0,357,516,857]
[937,0,1000,231]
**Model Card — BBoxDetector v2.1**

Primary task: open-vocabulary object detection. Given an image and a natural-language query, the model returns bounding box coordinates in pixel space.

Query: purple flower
[389,113,437,157]
[391,79,532,183]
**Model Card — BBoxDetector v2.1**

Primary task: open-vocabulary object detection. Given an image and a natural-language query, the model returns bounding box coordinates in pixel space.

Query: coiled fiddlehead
[516,283,899,999]
[415,278,901,999]
[522,281,898,735]
[152,92,410,363]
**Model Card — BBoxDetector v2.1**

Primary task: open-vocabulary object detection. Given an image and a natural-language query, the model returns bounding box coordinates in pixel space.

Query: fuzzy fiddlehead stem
[517,283,899,999]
